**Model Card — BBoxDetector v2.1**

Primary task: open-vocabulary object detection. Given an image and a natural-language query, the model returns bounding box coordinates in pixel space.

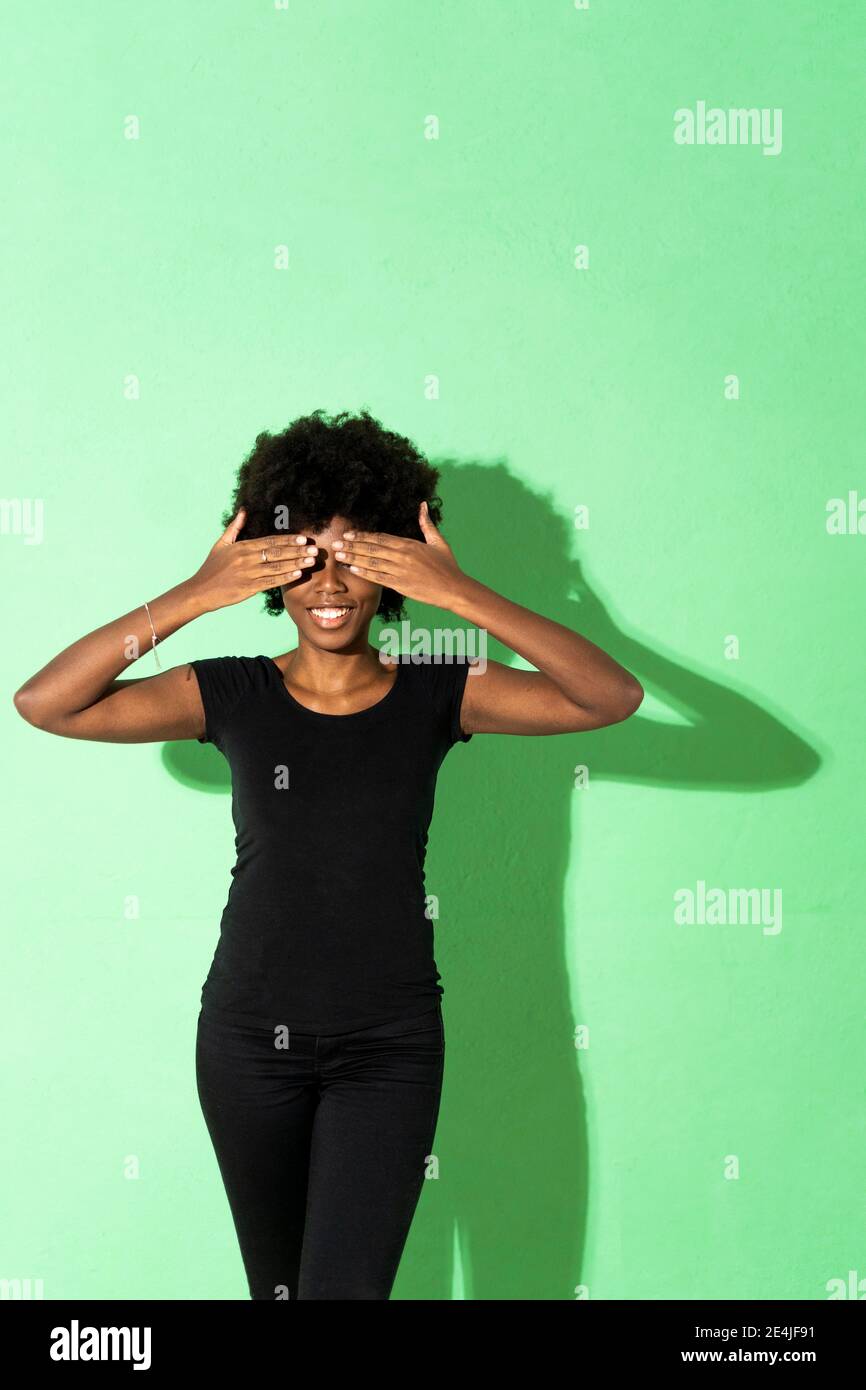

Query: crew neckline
[265,654,403,720]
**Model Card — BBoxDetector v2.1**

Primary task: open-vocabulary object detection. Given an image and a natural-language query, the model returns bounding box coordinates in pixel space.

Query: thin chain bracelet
[143,600,162,669]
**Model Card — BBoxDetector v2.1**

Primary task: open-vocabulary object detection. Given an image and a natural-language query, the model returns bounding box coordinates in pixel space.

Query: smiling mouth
[307,605,355,628]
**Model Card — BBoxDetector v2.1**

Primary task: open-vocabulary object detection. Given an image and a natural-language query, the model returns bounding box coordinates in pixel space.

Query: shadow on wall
[162,459,821,1300]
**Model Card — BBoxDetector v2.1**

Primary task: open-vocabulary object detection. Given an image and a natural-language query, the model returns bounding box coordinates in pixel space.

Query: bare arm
[450,579,643,735]
[13,585,210,742]
[334,502,644,735]
[12,510,320,742]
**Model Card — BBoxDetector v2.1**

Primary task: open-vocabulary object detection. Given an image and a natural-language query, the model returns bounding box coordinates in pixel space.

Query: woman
[13,408,643,1300]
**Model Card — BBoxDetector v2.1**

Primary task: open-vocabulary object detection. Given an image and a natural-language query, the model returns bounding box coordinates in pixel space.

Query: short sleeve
[189,656,251,746]
[424,658,474,746]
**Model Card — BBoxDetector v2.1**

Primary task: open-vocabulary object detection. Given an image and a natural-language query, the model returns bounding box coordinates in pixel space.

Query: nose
[310,545,349,593]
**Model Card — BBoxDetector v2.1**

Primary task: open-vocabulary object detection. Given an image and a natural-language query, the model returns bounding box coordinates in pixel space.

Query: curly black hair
[221,408,443,622]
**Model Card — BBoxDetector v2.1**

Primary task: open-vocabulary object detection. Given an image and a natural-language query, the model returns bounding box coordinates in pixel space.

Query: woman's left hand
[335,502,467,609]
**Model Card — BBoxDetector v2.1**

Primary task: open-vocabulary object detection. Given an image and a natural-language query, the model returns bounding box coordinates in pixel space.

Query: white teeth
[310,607,351,619]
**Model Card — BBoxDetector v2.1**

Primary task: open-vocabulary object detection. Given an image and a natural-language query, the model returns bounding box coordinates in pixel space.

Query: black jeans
[195,1002,445,1300]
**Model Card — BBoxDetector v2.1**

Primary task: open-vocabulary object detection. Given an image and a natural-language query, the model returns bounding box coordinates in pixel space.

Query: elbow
[575,677,643,731]
[606,676,644,725]
[623,676,644,716]
[13,684,49,729]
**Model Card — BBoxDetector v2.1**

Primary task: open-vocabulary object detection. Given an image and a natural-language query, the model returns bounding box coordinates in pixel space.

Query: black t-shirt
[190,653,473,1033]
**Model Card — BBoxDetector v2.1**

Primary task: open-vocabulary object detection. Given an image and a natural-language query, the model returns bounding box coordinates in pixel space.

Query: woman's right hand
[189,509,319,612]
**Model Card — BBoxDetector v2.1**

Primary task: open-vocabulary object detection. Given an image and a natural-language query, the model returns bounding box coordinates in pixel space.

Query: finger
[240,532,317,550]
[418,500,442,544]
[332,546,397,571]
[334,538,405,560]
[254,561,314,586]
[254,555,317,578]
[256,541,319,561]
[345,561,400,581]
[339,529,404,550]
[219,508,247,544]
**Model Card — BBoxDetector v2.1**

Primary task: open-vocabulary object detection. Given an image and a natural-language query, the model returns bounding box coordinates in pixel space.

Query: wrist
[443,572,487,620]
[170,577,214,620]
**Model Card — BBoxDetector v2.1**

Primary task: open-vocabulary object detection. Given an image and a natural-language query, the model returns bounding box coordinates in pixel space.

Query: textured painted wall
[2,1,861,1300]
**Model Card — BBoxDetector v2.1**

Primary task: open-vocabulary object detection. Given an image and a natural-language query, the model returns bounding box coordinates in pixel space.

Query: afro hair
[221,408,443,622]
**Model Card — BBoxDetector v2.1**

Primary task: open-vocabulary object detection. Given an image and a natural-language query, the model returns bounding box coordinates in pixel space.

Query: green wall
[2,1,861,1300]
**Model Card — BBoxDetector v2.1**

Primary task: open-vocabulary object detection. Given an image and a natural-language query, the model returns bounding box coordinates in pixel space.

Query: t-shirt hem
[197,993,443,1036]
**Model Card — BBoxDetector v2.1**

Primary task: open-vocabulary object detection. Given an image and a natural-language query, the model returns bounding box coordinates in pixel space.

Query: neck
[282,637,387,695]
